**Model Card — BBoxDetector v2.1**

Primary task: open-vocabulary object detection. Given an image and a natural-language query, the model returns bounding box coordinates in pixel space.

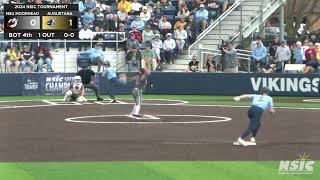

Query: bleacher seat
[164,6,177,15]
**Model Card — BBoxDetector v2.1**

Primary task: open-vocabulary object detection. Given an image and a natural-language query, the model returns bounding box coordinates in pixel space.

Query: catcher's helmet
[74,76,82,83]
[260,86,270,95]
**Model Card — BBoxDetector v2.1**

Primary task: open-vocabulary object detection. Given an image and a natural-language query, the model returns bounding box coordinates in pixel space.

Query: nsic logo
[278,153,315,175]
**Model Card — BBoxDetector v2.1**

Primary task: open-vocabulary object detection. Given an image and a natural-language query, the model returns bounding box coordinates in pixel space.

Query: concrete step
[242,1,264,6]
[205,34,232,40]
[230,10,259,17]
[241,5,261,11]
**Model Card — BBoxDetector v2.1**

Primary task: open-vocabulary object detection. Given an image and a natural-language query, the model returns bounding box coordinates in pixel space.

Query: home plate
[233,141,256,146]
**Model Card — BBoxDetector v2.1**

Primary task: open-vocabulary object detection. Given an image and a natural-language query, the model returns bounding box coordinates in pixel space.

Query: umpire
[76,67,103,101]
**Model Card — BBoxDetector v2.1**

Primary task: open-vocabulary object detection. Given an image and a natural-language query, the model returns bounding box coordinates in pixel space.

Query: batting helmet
[260,86,270,95]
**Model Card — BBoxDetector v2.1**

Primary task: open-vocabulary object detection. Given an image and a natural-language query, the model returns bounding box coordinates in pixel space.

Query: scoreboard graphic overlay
[4,4,79,39]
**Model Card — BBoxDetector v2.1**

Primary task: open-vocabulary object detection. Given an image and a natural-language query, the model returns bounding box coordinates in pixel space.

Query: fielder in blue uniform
[233,87,275,146]
[102,60,125,103]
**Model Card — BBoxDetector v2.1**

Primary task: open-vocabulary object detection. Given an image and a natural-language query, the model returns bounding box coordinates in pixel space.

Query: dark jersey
[135,75,147,90]
[77,69,95,84]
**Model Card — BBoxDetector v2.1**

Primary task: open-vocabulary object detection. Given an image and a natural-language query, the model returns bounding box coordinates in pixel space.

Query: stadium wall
[1,73,319,97]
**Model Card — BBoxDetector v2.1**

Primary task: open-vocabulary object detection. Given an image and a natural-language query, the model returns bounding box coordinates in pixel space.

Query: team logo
[278,153,315,175]
[5,18,19,29]
[46,18,56,27]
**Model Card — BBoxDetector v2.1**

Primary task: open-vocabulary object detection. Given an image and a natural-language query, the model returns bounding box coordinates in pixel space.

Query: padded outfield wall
[0,73,319,96]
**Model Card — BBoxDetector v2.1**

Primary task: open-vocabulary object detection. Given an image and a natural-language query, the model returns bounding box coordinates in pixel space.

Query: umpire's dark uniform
[76,68,103,101]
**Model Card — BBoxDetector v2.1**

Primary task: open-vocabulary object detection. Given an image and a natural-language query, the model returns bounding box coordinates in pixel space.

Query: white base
[233,141,256,146]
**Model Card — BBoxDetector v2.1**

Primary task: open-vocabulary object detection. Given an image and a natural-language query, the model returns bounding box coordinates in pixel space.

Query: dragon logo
[6,18,19,29]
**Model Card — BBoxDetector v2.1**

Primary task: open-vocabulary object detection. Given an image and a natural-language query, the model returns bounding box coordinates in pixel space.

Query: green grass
[0,95,320,179]
[0,161,319,180]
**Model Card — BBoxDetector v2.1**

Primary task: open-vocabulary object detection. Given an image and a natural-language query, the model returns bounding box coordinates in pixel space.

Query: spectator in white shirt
[275,41,291,71]
[130,0,143,15]
[151,33,163,61]
[159,16,172,38]
[163,33,176,64]
[140,6,151,22]
[174,25,188,54]
[79,24,93,51]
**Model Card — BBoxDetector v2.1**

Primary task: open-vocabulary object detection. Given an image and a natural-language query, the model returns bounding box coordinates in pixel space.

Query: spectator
[156,0,172,9]
[84,0,96,10]
[274,41,291,71]
[268,36,280,61]
[302,39,309,62]
[93,11,106,30]
[174,25,188,54]
[34,46,53,72]
[208,0,220,23]
[146,14,160,33]
[79,24,93,51]
[142,25,154,43]
[316,43,320,61]
[131,15,145,31]
[159,16,172,38]
[118,0,131,14]
[117,7,128,24]
[130,0,143,15]
[0,23,8,52]
[162,33,176,64]
[250,36,264,50]
[126,33,140,51]
[174,17,187,30]
[204,54,217,72]
[107,14,120,32]
[177,4,190,19]
[82,9,95,28]
[76,66,103,101]
[222,42,239,72]
[186,55,200,72]
[303,53,319,73]
[151,33,163,61]
[305,42,317,62]
[186,15,197,44]
[20,45,34,72]
[129,25,143,42]
[96,0,110,14]
[293,41,303,64]
[197,0,207,5]
[195,4,208,35]
[141,42,157,71]
[251,41,267,72]
[86,43,104,72]
[140,6,151,22]
[5,44,20,73]
[126,45,142,72]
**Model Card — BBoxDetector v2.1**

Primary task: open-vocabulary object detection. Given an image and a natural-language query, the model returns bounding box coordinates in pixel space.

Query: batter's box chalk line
[65,114,232,124]
[303,99,320,103]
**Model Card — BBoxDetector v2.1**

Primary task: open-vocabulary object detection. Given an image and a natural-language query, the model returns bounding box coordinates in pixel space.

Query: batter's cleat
[250,137,256,143]
[237,137,248,146]
[97,97,104,101]
[110,99,117,103]
[131,114,143,118]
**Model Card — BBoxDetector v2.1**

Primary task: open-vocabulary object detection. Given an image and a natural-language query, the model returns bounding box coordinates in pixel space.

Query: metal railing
[199,48,253,72]
[188,0,243,58]
[0,32,126,73]
[230,0,280,42]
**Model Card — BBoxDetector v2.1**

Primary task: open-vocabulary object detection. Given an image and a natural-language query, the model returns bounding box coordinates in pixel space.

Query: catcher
[63,75,87,102]
[126,68,149,117]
